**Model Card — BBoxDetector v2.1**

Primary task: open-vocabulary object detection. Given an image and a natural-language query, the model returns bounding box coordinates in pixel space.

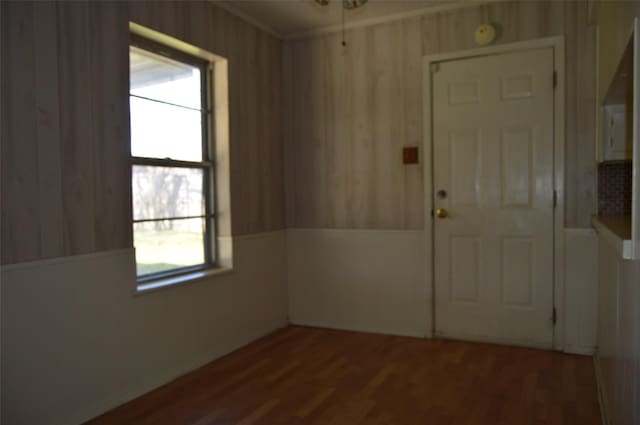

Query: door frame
[422,36,566,351]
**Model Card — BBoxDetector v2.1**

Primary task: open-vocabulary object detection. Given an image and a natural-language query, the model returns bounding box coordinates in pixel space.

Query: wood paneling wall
[1,1,284,265]
[566,0,597,229]
[283,0,597,229]
[0,0,601,263]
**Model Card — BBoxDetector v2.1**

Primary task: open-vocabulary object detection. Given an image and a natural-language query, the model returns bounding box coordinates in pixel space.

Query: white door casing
[431,47,555,349]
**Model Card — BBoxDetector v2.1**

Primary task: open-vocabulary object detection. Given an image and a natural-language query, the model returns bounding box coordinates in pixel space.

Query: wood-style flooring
[86,326,601,425]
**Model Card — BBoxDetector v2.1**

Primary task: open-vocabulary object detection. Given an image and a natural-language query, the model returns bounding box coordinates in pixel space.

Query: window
[129,35,216,282]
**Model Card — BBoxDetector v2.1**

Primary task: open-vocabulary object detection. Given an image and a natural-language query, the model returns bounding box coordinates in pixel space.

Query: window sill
[135,266,233,295]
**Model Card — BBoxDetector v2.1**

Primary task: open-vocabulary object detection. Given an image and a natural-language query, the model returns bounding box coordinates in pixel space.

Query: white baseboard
[289,319,425,339]
[564,344,596,356]
[434,330,553,351]
[593,352,611,425]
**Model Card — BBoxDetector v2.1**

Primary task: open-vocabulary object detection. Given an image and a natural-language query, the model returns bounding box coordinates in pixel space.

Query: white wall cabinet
[597,17,640,260]
[594,17,640,425]
[601,104,631,161]
[598,19,634,164]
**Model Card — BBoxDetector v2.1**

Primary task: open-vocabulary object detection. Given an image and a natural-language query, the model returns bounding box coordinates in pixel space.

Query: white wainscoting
[564,228,599,355]
[287,229,428,338]
[287,228,598,353]
[2,227,603,425]
[1,231,288,425]
[595,232,640,425]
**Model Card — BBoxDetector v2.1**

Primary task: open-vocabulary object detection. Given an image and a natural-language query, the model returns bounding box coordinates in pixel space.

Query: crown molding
[286,0,504,40]
[212,1,284,39]
[211,0,505,41]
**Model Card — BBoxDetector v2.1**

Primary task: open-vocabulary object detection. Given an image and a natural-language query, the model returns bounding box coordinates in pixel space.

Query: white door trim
[422,36,566,351]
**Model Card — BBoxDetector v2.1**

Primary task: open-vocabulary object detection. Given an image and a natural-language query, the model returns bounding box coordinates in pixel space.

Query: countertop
[592,215,632,259]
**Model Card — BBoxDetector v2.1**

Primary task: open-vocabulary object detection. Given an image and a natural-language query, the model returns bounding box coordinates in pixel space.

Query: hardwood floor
[86,326,601,425]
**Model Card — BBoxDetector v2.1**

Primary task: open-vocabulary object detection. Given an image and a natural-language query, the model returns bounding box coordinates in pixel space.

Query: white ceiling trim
[286,0,502,39]
[212,0,504,41]
[213,1,284,38]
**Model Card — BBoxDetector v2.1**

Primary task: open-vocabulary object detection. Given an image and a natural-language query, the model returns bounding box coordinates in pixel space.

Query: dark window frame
[130,35,217,282]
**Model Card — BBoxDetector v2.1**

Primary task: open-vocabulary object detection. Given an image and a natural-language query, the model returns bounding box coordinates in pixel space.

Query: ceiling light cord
[342,2,346,47]
[315,0,369,46]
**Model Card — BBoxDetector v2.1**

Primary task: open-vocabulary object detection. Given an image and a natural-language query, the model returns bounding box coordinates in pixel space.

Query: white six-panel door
[433,48,555,349]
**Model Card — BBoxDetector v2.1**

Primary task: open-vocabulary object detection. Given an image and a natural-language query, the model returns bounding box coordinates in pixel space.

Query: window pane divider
[133,214,215,224]
[129,93,212,113]
[132,156,211,168]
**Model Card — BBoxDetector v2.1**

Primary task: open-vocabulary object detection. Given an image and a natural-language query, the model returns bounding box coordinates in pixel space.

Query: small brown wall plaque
[403,146,419,164]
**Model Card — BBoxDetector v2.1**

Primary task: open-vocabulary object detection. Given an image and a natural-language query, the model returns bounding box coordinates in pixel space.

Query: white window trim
[129,22,233,293]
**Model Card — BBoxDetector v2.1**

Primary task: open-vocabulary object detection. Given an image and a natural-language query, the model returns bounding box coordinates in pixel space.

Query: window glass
[130,47,202,109]
[134,218,206,276]
[129,47,204,162]
[132,166,205,221]
[130,38,213,281]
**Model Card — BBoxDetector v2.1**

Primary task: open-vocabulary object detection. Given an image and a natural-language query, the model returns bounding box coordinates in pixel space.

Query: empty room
[1,0,639,424]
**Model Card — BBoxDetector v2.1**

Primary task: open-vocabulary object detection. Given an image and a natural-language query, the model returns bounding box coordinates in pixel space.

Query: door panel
[449,130,480,207]
[433,48,554,348]
[450,236,480,303]
[501,128,533,207]
[501,236,534,308]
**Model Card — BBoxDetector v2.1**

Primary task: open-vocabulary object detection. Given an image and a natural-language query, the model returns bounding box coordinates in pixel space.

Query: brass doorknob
[436,208,448,218]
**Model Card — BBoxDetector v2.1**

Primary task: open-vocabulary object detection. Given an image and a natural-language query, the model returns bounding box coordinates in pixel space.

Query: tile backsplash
[598,162,632,216]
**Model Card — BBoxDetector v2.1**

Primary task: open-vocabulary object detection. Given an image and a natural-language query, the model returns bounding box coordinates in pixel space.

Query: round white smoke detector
[474,24,496,46]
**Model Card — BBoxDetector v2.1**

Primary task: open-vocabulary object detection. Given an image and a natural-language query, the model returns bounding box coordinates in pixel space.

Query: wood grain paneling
[89,1,131,252]
[1,0,603,261]
[33,2,65,259]
[58,1,96,255]
[288,18,425,229]
[565,1,597,228]
[282,42,295,227]
[2,1,40,264]
[1,1,285,264]
[284,0,596,229]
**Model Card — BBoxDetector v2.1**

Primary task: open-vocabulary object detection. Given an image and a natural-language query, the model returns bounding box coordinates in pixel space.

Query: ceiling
[215,0,469,38]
